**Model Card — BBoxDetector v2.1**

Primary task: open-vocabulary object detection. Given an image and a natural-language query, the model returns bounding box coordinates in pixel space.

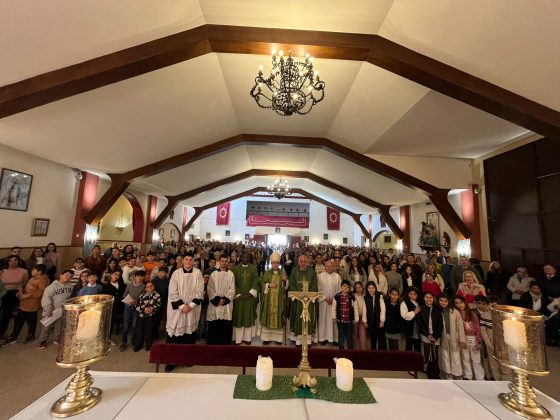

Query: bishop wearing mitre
[259,251,286,344]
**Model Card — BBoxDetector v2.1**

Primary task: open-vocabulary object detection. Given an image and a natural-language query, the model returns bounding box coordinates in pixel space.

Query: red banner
[246,215,309,228]
[327,207,340,230]
[216,202,230,225]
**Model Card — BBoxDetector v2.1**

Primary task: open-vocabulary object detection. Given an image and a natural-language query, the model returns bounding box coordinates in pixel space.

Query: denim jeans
[121,305,138,346]
[337,321,353,349]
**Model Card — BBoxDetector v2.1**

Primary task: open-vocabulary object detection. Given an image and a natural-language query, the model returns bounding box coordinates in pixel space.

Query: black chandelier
[250,51,325,116]
[267,179,292,199]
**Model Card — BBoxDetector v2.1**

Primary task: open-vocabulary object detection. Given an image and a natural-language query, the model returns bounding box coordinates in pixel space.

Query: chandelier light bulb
[279,50,284,56]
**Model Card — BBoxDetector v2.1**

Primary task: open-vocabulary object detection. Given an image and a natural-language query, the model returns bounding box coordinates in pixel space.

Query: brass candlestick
[288,282,322,393]
[51,295,114,418]
[491,304,551,419]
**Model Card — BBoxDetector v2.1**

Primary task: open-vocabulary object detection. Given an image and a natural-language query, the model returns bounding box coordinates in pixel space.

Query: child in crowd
[70,258,86,285]
[332,280,359,349]
[143,252,161,282]
[474,295,503,380]
[38,270,74,349]
[422,272,442,297]
[71,269,90,297]
[78,273,102,296]
[134,281,161,351]
[122,257,139,285]
[454,295,484,380]
[120,271,146,351]
[384,287,402,350]
[437,292,464,379]
[416,291,443,379]
[2,264,49,346]
[352,282,367,350]
[102,270,125,344]
[400,286,422,352]
[364,281,386,350]
[152,266,169,338]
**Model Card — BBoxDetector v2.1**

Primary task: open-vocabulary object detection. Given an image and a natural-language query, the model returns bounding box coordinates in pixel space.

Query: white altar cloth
[12,372,560,420]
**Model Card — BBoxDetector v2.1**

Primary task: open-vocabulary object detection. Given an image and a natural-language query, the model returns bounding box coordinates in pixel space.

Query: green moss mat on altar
[233,375,376,404]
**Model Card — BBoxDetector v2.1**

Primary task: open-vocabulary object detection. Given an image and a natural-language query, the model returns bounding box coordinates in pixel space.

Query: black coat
[384,299,402,334]
[364,292,383,328]
[102,279,126,316]
[416,304,443,340]
[518,291,550,316]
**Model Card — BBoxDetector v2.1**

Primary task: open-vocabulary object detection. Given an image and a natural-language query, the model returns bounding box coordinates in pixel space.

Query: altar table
[12,372,560,420]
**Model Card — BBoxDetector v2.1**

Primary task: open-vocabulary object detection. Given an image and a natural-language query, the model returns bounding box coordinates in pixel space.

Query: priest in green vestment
[231,252,259,344]
[259,251,286,344]
[288,254,318,345]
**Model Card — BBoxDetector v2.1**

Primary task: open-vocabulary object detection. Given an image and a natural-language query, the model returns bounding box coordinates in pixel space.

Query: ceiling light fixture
[250,51,325,116]
[267,179,292,200]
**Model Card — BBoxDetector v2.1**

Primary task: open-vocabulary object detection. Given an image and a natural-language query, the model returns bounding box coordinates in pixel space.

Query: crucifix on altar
[288,281,323,393]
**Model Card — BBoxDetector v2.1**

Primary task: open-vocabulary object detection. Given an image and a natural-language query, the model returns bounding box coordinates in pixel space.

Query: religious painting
[31,218,49,236]
[170,229,175,238]
[304,236,309,242]
[205,232,211,239]
[225,230,231,237]
[380,214,386,228]
[244,234,250,240]
[158,228,164,237]
[0,168,33,212]
[323,233,328,240]
[343,237,348,244]
[275,227,281,233]
[420,212,440,247]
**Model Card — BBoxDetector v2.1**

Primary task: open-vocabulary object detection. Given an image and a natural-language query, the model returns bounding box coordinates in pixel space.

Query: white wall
[192,196,361,245]
[0,144,78,248]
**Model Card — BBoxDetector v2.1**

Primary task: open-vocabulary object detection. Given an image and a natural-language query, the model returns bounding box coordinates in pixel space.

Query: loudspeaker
[72,169,83,180]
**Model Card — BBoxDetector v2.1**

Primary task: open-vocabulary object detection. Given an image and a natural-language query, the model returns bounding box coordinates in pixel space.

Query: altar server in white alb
[206,255,236,345]
[166,252,204,345]
[317,260,341,344]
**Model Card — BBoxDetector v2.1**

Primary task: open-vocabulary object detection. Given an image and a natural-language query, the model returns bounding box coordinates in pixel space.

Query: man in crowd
[231,252,259,344]
[540,264,560,299]
[317,260,340,345]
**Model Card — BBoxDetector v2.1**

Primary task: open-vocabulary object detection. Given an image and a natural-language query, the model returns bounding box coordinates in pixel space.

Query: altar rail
[149,344,424,378]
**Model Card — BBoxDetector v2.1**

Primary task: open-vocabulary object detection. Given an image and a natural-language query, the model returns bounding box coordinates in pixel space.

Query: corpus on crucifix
[288,281,323,393]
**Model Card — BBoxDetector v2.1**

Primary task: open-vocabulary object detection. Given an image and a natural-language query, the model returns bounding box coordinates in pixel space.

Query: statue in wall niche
[419,221,438,247]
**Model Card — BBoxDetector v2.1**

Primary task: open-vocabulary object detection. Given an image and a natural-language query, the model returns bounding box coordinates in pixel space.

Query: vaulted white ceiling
[1,1,556,214]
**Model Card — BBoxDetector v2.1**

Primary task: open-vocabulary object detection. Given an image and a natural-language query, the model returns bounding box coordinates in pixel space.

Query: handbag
[426,343,440,379]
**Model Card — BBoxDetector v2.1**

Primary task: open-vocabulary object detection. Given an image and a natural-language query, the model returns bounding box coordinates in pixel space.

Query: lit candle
[256,356,273,391]
[335,358,353,392]
[76,309,101,341]
[503,319,528,349]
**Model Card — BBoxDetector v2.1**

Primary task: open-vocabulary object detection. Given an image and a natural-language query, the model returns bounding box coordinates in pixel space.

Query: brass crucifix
[288,281,323,393]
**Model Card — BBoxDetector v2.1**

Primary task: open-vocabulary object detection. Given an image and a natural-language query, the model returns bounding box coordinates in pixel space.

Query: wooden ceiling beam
[1,25,558,137]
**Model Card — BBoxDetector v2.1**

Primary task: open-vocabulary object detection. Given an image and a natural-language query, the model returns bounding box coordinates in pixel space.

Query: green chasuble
[260,269,286,330]
[288,267,318,336]
[232,264,259,328]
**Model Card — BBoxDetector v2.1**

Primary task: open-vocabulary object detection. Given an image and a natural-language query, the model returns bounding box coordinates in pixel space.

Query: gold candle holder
[490,304,551,419]
[50,295,114,418]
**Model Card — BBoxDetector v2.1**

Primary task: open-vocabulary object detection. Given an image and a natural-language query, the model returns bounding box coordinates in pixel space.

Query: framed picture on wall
[343,237,348,244]
[206,232,211,239]
[31,218,49,236]
[0,168,33,212]
[244,234,250,240]
[304,236,309,242]
[170,229,175,238]
[323,233,328,240]
[158,228,164,237]
[275,228,281,233]
[225,230,231,237]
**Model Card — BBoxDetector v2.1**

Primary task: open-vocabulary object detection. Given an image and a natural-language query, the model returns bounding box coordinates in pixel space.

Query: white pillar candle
[256,356,273,391]
[335,358,353,392]
[503,319,528,349]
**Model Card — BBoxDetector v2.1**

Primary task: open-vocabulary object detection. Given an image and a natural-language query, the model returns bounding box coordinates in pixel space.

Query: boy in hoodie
[2,264,49,346]
[38,270,74,349]
[120,271,146,351]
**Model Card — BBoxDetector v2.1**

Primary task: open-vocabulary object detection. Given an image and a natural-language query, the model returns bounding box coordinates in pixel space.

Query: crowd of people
[0,241,558,379]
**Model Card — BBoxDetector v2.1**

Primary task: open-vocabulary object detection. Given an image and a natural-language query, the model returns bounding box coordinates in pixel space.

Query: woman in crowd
[70,269,91,298]
[507,266,534,304]
[368,263,388,295]
[485,260,509,303]
[422,272,443,297]
[26,248,52,277]
[85,244,106,278]
[44,242,60,280]
[519,281,549,315]
[0,256,28,338]
[347,256,366,287]
[402,265,421,291]
[456,270,486,309]
[102,258,120,283]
